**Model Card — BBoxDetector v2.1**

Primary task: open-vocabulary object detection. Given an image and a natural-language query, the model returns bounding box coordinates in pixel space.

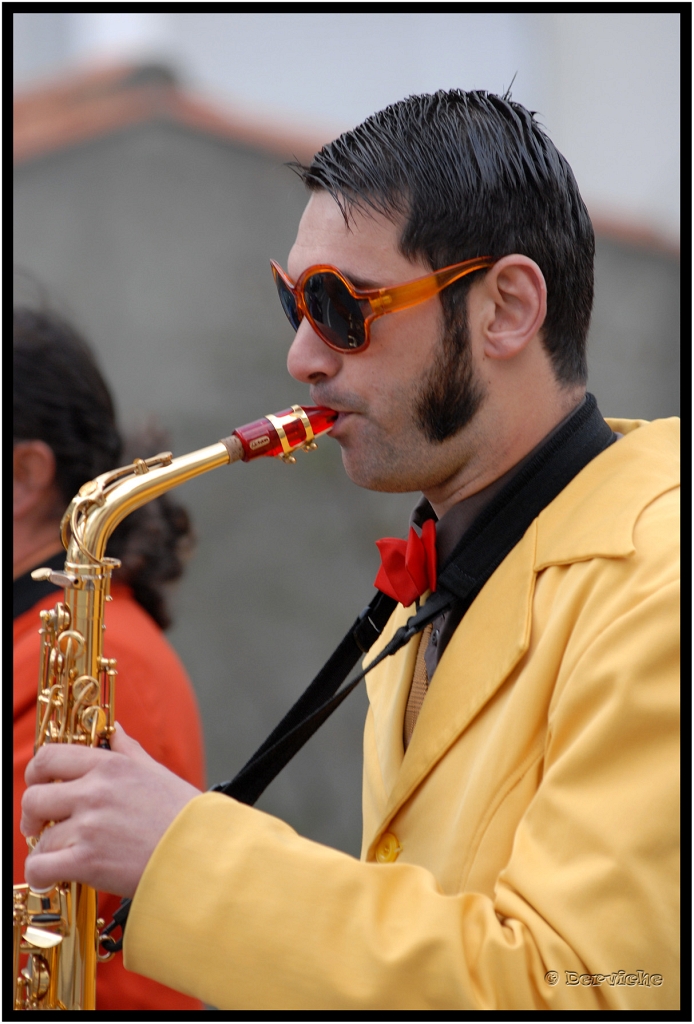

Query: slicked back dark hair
[294,89,594,384]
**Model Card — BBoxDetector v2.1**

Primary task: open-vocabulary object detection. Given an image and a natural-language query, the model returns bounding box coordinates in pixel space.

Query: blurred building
[13,12,681,246]
[13,61,679,855]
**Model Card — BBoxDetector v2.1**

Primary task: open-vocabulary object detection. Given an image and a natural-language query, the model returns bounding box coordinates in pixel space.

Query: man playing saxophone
[21,90,679,1011]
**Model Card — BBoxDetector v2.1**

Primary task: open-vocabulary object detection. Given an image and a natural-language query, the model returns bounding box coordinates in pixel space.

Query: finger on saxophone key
[23,728,201,897]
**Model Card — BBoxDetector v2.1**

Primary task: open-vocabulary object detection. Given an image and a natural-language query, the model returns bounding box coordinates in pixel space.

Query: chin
[340,448,422,494]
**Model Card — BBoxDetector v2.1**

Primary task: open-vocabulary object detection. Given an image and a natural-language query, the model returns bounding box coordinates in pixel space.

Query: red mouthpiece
[233,405,337,463]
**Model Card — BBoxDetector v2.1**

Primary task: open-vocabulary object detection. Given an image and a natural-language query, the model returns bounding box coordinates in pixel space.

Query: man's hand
[21,724,201,897]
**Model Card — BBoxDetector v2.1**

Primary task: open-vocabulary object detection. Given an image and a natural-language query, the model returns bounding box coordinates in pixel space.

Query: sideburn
[415,308,486,444]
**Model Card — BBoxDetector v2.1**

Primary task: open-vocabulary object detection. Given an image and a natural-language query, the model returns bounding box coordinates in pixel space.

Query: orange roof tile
[14,62,331,166]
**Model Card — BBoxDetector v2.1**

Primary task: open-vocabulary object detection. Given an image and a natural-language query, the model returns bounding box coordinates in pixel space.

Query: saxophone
[13,404,336,1010]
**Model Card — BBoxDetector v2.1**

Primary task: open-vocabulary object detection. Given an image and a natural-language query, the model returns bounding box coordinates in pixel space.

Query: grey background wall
[13,117,679,855]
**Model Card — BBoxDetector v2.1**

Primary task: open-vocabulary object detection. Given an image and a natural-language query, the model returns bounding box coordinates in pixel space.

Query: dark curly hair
[13,306,193,630]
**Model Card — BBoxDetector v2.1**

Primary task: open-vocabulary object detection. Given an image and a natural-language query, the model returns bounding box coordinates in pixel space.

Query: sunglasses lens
[274,272,302,331]
[304,272,366,350]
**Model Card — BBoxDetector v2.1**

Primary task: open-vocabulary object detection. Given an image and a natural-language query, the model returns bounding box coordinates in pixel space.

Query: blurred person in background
[13,307,205,1012]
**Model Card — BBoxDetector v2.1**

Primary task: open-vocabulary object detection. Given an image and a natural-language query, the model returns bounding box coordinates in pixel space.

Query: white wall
[14,11,681,244]
[540,13,680,244]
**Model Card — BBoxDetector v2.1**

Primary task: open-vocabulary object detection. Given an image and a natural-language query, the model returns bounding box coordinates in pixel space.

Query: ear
[13,441,57,520]
[478,255,547,361]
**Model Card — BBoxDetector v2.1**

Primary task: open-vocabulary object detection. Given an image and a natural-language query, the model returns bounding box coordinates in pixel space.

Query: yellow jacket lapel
[366,522,537,848]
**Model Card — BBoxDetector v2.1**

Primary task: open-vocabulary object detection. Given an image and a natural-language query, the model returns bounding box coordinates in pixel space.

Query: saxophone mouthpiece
[233,405,337,463]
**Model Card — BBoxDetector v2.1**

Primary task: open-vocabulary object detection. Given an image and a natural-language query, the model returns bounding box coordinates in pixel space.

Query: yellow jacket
[125,417,679,1010]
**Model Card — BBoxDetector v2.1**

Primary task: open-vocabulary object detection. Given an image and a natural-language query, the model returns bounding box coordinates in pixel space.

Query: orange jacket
[14,580,205,1012]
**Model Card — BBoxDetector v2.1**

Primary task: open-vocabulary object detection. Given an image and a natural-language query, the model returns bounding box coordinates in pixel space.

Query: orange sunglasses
[271,255,495,353]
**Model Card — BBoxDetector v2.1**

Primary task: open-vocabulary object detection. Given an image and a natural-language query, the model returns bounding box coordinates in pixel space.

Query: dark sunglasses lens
[304,273,366,350]
[274,273,302,331]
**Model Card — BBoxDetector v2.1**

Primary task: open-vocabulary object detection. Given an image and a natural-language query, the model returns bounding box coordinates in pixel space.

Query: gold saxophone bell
[13,404,336,1010]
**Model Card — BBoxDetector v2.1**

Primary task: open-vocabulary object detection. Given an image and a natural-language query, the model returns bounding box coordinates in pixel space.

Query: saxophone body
[13,405,336,1010]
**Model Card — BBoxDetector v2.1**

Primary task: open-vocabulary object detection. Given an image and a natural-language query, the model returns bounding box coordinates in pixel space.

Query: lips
[310,391,364,438]
[328,411,354,437]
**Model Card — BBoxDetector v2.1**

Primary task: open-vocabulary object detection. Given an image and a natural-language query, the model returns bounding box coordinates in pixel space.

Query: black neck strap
[215,394,616,802]
[102,394,616,953]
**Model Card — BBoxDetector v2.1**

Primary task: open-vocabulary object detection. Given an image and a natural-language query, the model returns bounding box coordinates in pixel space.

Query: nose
[287,319,343,384]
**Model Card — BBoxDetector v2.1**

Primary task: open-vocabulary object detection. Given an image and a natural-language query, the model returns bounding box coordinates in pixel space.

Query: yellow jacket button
[375,832,402,863]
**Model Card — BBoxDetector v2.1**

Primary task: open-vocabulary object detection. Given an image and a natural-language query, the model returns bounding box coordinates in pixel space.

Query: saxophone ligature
[13,404,337,1010]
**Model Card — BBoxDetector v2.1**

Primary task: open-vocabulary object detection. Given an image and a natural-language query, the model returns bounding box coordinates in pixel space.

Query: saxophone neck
[61,442,236,567]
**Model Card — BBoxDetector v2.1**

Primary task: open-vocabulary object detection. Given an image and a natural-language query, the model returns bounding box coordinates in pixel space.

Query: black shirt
[410,399,604,680]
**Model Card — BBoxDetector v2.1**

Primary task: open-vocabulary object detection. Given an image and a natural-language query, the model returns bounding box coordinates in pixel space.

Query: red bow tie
[374,519,437,607]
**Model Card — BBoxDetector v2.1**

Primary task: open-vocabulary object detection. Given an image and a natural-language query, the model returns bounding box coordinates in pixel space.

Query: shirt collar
[410,397,588,567]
